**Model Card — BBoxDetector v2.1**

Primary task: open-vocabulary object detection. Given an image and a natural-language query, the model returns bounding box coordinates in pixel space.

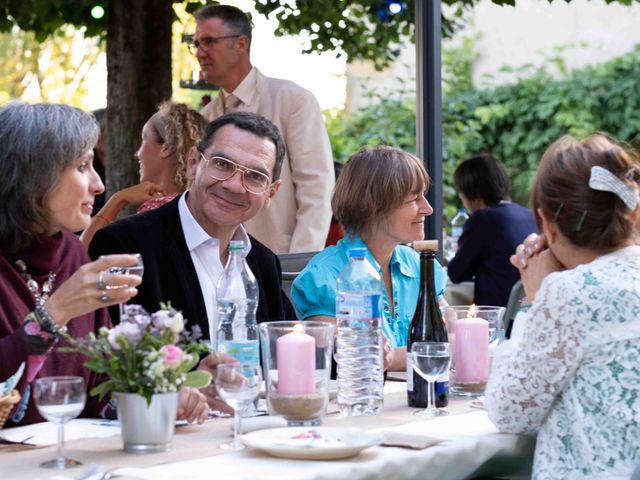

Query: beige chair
[277,251,319,300]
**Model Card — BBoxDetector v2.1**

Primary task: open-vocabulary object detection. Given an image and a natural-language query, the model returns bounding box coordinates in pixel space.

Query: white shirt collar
[177,192,252,254]
[221,66,258,107]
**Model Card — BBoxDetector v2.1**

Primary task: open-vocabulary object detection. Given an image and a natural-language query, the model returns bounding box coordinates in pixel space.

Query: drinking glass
[215,363,261,450]
[104,253,144,321]
[34,376,86,469]
[411,342,451,417]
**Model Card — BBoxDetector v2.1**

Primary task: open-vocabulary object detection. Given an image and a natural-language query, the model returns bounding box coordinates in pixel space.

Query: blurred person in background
[193,4,334,254]
[81,102,207,248]
[448,153,537,306]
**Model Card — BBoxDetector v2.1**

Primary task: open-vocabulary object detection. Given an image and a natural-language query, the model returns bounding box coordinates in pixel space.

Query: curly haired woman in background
[81,102,207,247]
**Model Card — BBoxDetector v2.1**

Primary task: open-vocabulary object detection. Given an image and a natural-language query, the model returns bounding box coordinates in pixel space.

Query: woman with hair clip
[291,146,448,371]
[485,134,640,479]
[81,101,207,247]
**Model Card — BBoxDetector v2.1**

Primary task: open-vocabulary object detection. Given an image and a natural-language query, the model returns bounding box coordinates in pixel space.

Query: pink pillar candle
[454,317,489,383]
[276,324,316,394]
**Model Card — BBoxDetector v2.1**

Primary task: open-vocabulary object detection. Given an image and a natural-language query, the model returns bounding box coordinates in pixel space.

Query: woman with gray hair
[0,102,207,426]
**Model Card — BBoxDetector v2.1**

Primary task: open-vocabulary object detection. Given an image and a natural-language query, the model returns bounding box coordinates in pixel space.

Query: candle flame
[292,323,304,334]
[467,304,477,318]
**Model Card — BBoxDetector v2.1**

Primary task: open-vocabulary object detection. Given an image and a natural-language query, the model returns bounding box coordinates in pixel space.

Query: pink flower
[161,344,184,369]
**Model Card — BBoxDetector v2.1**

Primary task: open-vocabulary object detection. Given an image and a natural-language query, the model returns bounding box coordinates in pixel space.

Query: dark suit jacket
[88,196,296,338]
[447,202,538,307]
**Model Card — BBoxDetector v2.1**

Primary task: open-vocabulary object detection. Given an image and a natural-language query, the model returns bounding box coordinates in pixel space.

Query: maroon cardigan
[0,230,111,426]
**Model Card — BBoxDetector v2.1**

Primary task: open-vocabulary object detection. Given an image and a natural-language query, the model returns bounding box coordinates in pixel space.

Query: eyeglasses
[188,35,241,55]
[200,152,271,194]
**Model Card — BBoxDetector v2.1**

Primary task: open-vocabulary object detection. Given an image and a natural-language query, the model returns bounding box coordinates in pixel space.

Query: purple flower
[107,322,143,349]
[152,310,184,334]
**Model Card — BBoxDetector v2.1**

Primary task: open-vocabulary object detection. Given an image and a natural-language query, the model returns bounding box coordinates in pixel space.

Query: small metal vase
[115,391,179,454]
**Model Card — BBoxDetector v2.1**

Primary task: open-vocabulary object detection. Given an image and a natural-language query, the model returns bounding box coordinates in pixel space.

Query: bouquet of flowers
[63,304,211,404]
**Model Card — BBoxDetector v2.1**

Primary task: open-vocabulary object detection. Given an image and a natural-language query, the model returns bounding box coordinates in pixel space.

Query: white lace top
[485,245,640,480]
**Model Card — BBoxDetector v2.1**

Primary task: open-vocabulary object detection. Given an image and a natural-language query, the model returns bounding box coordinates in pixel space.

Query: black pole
[415,0,443,263]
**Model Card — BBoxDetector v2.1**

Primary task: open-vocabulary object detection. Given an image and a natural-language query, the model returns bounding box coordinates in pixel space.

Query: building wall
[346,0,640,112]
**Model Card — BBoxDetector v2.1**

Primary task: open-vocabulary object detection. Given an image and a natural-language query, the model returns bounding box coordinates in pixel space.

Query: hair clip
[575,211,588,232]
[553,203,564,222]
[589,166,638,210]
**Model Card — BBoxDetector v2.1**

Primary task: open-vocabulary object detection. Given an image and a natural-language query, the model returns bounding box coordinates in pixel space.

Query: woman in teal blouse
[292,146,446,371]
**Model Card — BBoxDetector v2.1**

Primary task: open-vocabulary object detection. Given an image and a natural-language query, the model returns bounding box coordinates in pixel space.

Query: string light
[90,5,105,19]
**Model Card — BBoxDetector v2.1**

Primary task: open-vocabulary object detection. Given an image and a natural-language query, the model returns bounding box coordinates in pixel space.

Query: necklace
[14,259,56,301]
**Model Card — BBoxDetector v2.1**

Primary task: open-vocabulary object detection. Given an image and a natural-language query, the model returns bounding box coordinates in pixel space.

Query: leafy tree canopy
[326,41,640,221]
[2,0,635,67]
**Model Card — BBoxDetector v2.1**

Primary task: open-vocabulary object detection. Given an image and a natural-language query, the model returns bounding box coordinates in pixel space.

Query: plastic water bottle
[335,247,384,416]
[216,240,259,368]
[450,208,469,252]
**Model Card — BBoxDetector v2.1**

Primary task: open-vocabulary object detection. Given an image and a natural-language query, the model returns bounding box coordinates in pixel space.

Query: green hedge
[327,44,640,218]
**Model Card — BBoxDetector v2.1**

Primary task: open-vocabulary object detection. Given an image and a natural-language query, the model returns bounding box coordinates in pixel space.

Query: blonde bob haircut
[332,146,430,236]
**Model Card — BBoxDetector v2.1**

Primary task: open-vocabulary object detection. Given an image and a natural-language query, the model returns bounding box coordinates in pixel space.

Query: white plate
[241,426,381,460]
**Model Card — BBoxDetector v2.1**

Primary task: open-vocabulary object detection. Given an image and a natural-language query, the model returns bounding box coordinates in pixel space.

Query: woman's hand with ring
[44,254,142,327]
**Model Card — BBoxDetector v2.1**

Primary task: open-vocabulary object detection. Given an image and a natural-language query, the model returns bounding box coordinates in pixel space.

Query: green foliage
[326,42,640,219]
[0,24,102,108]
[1,0,635,70]
[252,0,631,69]
[445,44,640,207]
[0,0,106,41]
[62,304,211,405]
[325,75,416,163]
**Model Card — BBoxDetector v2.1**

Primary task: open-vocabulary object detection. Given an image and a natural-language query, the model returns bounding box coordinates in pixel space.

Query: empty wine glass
[215,363,261,450]
[34,376,86,469]
[411,342,451,417]
[103,253,144,321]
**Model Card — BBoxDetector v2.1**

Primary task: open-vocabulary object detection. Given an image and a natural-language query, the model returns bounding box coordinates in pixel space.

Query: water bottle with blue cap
[335,247,384,416]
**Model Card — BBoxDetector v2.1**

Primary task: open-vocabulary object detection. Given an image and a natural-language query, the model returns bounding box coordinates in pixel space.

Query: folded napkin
[0,362,25,396]
[235,415,288,434]
[380,431,443,449]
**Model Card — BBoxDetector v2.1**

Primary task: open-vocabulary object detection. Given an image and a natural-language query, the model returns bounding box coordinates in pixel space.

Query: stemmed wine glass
[104,253,144,321]
[34,376,86,469]
[215,363,261,450]
[411,342,451,417]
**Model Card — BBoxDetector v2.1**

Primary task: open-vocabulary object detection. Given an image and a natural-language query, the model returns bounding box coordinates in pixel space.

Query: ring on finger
[97,271,108,290]
[100,293,110,302]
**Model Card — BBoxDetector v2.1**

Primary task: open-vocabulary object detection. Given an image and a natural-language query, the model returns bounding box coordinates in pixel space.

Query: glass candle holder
[441,305,505,397]
[259,321,335,426]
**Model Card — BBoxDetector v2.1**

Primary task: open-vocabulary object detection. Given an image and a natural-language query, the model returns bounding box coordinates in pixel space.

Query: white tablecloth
[2,383,534,480]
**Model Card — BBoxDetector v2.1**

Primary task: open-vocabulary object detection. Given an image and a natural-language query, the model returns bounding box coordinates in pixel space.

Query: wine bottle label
[406,352,413,391]
[435,370,450,398]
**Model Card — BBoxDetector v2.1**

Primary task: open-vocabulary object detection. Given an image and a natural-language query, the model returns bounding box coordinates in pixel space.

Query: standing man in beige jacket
[191,4,334,254]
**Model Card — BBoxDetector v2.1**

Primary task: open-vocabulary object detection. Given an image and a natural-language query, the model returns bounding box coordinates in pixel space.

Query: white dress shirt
[178,193,251,348]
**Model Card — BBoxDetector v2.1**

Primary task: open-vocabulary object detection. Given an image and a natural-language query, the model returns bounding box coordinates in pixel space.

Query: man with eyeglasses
[192,4,334,254]
[88,112,296,343]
